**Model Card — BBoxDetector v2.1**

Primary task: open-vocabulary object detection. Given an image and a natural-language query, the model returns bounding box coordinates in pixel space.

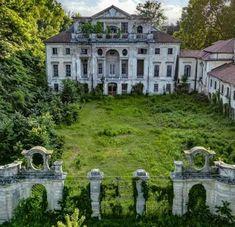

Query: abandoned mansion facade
[45,5,180,95]
[45,6,235,117]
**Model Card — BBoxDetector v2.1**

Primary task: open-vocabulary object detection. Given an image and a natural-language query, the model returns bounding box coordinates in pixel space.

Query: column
[133,169,150,217]
[87,169,104,219]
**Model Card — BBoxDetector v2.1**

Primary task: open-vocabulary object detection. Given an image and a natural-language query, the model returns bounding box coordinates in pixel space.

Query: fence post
[87,169,104,220]
[133,169,150,217]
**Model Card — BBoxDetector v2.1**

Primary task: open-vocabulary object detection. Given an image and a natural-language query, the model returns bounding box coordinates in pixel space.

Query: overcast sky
[57,0,189,24]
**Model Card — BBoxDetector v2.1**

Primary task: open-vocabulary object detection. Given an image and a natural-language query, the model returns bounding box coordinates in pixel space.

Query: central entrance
[106,49,120,78]
[108,83,117,96]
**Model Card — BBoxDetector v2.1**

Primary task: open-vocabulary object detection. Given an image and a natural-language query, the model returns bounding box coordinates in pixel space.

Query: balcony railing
[72,33,154,42]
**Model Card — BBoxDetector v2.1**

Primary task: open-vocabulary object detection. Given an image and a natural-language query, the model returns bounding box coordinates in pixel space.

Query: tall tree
[174,0,235,49]
[136,0,166,29]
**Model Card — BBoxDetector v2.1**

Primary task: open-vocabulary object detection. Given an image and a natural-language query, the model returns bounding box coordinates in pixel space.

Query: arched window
[137,25,143,33]
[184,65,191,77]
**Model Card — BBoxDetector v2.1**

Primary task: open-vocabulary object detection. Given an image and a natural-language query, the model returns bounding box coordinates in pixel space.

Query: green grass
[57,94,235,181]
[56,94,235,223]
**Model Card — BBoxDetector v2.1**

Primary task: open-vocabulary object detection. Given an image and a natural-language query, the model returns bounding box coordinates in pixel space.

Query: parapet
[0,161,22,178]
[215,161,235,181]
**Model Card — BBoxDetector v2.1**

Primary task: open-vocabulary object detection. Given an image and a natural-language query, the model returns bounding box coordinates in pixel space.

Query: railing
[73,33,154,42]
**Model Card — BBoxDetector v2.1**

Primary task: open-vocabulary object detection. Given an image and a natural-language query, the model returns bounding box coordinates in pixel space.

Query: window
[65,64,71,77]
[166,84,171,93]
[53,65,58,77]
[214,81,217,90]
[154,65,160,77]
[97,49,103,56]
[227,87,230,97]
[82,62,88,76]
[137,25,143,33]
[137,60,144,78]
[122,84,128,95]
[155,48,160,54]
[122,60,128,76]
[81,48,88,55]
[138,48,147,54]
[121,22,128,33]
[168,48,173,55]
[54,83,59,92]
[98,63,103,74]
[122,49,128,56]
[110,64,115,75]
[221,84,224,94]
[52,48,58,55]
[167,65,172,77]
[154,84,159,92]
[184,65,191,77]
[210,79,212,87]
[65,48,70,55]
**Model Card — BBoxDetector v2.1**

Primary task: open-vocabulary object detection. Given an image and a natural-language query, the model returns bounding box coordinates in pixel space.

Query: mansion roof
[204,39,235,53]
[180,38,235,60]
[208,63,235,85]
[45,31,71,43]
[45,30,180,44]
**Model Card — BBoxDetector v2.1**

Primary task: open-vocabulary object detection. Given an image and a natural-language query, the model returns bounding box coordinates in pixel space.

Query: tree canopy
[175,0,235,49]
[136,0,166,29]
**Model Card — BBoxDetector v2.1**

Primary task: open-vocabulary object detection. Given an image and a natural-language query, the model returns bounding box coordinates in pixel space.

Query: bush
[131,83,144,95]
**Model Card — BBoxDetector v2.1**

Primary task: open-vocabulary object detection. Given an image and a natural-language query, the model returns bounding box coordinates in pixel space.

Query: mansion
[45,5,180,95]
[45,5,235,117]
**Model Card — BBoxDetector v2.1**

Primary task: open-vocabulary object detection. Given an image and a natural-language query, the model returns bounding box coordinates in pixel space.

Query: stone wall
[0,146,66,224]
[171,146,235,216]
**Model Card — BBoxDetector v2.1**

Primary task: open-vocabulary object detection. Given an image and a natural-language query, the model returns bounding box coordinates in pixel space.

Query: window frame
[166,65,172,77]
[65,64,71,77]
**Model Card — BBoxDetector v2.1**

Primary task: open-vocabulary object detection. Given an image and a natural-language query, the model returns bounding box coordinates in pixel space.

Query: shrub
[131,83,144,95]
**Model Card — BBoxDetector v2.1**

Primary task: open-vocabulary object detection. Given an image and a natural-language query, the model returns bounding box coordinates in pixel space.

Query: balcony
[72,33,154,43]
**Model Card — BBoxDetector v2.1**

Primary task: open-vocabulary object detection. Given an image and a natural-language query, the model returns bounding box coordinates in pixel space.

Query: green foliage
[57,208,86,227]
[80,22,104,34]
[175,0,235,49]
[136,0,166,29]
[215,201,235,223]
[131,83,144,95]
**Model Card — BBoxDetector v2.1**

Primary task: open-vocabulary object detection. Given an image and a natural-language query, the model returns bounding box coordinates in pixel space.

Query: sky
[57,0,189,24]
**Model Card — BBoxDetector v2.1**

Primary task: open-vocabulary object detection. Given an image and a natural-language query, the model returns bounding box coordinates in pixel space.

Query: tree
[174,0,235,49]
[136,0,166,29]
[57,209,86,227]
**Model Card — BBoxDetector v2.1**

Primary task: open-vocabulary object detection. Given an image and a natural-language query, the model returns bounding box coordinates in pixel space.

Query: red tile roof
[180,50,202,58]
[204,39,235,53]
[208,63,235,85]
[44,31,71,43]
[153,31,180,43]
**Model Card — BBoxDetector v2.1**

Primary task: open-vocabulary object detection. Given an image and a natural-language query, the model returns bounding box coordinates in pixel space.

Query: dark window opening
[137,25,143,33]
[54,83,59,92]
[168,48,173,55]
[155,48,160,54]
[65,48,70,55]
[121,22,128,33]
[154,65,160,77]
[167,65,172,77]
[184,65,191,77]
[137,59,144,78]
[122,83,128,94]
[52,48,58,55]
[65,64,71,77]
[53,65,58,77]
[154,84,159,92]
[138,48,147,54]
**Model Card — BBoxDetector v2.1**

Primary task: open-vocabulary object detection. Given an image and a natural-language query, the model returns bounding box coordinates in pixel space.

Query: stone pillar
[171,161,187,216]
[87,169,104,219]
[133,169,149,217]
